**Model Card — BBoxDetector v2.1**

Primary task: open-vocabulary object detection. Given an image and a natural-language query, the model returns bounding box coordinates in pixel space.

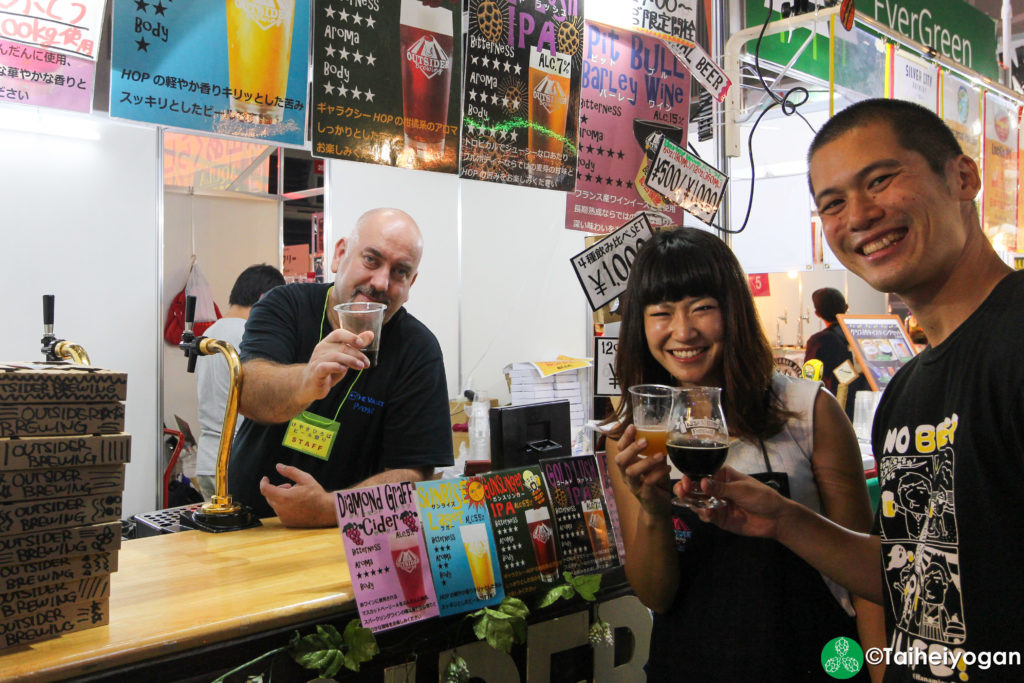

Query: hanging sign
[539,455,619,573]
[109,0,310,145]
[662,39,729,102]
[565,21,690,234]
[589,0,697,49]
[0,0,107,60]
[981,92,1019,253]
[310,0,461,172]
[459,0,584,191]
[0,39,95,112]
[335,482,440,633]
[415,477,504,616]
[593,336,619,397]
[890,51,937,111]
[570,213,654,311]
[940,71,981,162]
[645,133,727,223]
[748,273,770,297]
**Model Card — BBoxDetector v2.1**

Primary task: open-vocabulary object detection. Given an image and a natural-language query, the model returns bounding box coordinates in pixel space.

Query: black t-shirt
[805,323,869,419]
[872,271,1024,683]
[228,283,454,518]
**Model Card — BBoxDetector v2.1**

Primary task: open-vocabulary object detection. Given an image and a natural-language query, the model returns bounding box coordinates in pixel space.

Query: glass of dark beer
[667,386,730,510]
[400,0,454,160]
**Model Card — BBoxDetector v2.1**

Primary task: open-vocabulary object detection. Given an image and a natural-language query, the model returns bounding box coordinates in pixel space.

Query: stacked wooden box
[0,362,130,649]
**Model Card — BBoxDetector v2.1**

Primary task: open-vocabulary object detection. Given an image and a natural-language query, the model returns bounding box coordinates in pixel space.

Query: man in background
[195,264,284,501]
[803,287,869,420]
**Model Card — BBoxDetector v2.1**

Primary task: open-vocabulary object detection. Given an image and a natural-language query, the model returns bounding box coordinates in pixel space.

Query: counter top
[0,519,352,682]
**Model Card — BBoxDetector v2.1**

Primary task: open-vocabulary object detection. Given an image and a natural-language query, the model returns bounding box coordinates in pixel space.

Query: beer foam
[400,0,452,36]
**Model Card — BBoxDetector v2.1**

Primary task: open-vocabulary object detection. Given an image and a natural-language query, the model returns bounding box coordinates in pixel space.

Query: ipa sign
[646,134,727,223]
[570,213,654,311]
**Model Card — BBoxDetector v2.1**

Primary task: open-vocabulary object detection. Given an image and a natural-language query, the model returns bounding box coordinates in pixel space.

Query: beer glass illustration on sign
[400,0,454,160]
[459,522,497,600]
[225,0,296,124]
[527,46,571,181]
[581,498,613,568]
[525,507,559,582]
[388,529,428,609]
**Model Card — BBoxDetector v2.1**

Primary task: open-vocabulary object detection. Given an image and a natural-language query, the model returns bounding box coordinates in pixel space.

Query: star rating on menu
[465,52,521,142]
[132,0,173,53]
[355,565,392,579]
[320,3,377,103]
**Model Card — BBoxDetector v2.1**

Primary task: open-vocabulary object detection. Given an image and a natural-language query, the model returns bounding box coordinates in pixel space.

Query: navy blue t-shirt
[228,283,453,518]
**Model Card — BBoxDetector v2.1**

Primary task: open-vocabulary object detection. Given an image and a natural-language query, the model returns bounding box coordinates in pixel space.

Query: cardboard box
[0,433,132,471]
[0,465,125,503]
[0,596,109,649]
[0,494,122,537]
[0,552,117,593]
[0,363,127,403]
[0,521,121,567]
[0,574,111,621]
[0,403,125,438]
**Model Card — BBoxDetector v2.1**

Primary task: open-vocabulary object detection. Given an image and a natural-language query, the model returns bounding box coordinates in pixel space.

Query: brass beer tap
[40,294,91,365]
[178,294,260,532]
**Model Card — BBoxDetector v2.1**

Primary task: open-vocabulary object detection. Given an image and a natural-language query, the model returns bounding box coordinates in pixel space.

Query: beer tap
[776,310,788,348]
[40,294,91,365]
[178,295,260,532]
[797,309,811,348]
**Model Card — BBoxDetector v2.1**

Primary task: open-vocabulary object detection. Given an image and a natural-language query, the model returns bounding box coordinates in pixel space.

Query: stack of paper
[503,357,592,452]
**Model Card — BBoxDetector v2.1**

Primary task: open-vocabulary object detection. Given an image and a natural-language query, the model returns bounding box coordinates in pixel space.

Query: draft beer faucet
[776,310,788,348]
[40,294,91,365]
[797,309,811,348]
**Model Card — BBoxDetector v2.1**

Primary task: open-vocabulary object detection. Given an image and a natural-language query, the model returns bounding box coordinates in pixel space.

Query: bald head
[331,208,424,323]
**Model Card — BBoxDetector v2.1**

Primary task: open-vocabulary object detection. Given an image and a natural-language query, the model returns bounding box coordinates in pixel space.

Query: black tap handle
[184,295,197,327]
[43,295,55,327]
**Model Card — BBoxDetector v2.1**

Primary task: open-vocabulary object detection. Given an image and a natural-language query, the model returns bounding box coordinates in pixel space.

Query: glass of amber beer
[527,45,571,180]
[581,498,613,568]
[400,0,454,159]
[459,522,496,600]
[627,384,678,458]
[225,0,296,124]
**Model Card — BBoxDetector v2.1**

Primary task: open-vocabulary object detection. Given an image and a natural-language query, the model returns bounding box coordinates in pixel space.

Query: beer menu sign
[310,0,461,173]
[459,0,584,191]
[415,478,504,616]
[540,455,619,573]
[482,466,560,597]
[334,482,440,632]
[565,21,690,234]
[109,0,310,145]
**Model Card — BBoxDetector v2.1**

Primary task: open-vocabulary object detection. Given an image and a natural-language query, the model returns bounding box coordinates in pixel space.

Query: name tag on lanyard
[282,411,340,461]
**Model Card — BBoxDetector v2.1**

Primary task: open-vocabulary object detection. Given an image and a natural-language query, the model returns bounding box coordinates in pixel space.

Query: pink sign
[0,38,95,111]
[565,21,691,234]
[0,0,107,59]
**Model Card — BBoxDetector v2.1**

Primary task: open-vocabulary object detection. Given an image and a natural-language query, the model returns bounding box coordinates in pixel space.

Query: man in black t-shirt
[228,208,452,527]
[678,100,1022,681]
[804,287,869,419]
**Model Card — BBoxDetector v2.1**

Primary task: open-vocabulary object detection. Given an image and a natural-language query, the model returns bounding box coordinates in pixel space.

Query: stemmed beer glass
[667,386,730,510]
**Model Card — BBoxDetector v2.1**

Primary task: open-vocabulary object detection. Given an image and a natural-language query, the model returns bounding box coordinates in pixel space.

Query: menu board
[459,0,584,191]
[109,0,310,145]
[0,40,97,113]
[836,314,917,391]
[539,455,619,573]
[564,21,690,234]
[310,0,461,172]
[415,478,504,616]
[481,466,560,597]
[334,482,439,632]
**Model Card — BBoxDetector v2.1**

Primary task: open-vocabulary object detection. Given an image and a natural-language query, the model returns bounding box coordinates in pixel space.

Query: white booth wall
[0,115,161,520]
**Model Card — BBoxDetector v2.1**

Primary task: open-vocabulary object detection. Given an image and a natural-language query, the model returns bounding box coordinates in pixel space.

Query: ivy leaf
[538,584,576,608]
[342,620,379,671]
[289,624,345,675]
[495,597,529,620]
[566,572,602,602]
[469,599,529,653]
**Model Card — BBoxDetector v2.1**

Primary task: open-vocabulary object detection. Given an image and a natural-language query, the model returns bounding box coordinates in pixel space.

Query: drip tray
[132,503,203,537]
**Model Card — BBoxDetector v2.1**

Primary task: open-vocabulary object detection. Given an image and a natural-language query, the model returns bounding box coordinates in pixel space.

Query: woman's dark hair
[609,227,791,441]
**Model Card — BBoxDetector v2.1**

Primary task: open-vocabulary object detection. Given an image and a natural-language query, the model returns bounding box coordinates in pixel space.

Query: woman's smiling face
[644,296,725,387]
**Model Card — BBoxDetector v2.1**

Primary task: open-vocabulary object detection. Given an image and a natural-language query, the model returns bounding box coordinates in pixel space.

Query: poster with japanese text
[0,0,107,59]
[940,72,980,163]
[415,477,504,616]
[540,455,619,573]
[0,39,95,112]
[565,22,689,234]
[588,0,696,48]
[482,466,560,597]
[109,0,310,145]
[310,0,461,172]
[570,212,654,310]
[981,92,1019,253]
[890,51,937,111]
[459,0,584,191]
[335,482,439,633]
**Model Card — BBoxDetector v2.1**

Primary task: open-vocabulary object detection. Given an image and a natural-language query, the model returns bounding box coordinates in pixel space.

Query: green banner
[745,0,997,83]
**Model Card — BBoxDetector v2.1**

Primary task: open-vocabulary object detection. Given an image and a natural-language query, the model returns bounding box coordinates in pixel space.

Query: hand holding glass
[335,302,385,367]
[668,386,730,510]
[628,384,677,458]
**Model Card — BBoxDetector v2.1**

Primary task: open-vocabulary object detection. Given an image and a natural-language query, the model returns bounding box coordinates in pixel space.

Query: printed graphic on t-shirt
[880,443,966,679]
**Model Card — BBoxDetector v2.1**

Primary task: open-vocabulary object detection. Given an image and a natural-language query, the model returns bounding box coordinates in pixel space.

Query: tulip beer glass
[400,0,454,159]
[225,0,296,124]
[668,386,730,510]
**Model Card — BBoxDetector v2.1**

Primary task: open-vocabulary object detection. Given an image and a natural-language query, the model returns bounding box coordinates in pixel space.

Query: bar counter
[0,518,354,681]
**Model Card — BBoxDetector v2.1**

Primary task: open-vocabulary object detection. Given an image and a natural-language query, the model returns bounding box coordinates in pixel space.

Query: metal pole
[713,0,731,242]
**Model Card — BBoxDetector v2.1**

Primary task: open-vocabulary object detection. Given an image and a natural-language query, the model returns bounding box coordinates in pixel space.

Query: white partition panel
[0,112,161,518]
[327,161,460,396]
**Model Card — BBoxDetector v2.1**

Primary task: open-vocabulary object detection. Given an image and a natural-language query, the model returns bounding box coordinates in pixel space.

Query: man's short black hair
[229,264,285,307]
[812,287,848,324]
[808,98,965,193]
